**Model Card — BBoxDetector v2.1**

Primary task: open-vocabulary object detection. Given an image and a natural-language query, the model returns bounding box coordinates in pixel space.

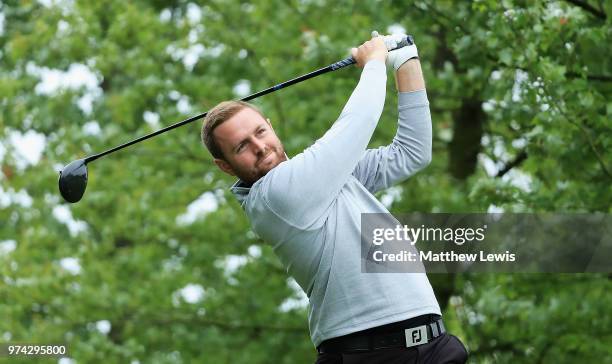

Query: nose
[251,138,267,155]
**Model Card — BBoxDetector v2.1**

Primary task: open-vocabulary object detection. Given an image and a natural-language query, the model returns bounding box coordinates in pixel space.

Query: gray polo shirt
[230,60,441,347]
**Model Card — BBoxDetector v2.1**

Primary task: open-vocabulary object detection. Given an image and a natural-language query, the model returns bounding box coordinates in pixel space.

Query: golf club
[58,35,415,203]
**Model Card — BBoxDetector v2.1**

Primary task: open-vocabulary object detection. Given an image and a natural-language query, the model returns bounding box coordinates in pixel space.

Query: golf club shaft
[85,36,414,163]
[84,58,355,163]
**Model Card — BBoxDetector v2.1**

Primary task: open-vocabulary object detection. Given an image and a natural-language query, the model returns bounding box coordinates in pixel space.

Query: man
[201,33,468,363]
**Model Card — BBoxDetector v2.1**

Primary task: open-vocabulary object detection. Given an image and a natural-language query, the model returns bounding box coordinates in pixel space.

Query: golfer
[202,33,468,363]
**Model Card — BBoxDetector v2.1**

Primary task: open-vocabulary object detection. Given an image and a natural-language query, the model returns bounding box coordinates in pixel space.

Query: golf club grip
[390,35,415,51]
[330,57,357,70]
[331,34,415,70]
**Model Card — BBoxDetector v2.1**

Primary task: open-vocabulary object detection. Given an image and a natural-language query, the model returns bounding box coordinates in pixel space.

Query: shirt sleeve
[351,89,432,194]
[257,60,387,229]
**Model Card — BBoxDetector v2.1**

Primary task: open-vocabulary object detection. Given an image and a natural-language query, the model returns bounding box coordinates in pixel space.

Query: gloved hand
[371,30,418,70]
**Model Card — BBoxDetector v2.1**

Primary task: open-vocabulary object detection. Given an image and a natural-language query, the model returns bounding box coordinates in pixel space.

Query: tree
[1,0,610,362]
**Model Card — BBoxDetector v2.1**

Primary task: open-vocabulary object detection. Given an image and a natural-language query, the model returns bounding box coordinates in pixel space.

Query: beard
[231,142,287,185]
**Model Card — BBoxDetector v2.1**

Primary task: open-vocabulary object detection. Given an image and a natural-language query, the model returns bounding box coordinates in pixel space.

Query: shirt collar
[229,179,251,205]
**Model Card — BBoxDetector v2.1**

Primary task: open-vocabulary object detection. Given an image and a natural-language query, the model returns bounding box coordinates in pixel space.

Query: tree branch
[567,72,612,82]
[564,0,607,20]
[545,91,612,179]
[414,1,611,183]
[421,2,611,83]
[496,150,528,177]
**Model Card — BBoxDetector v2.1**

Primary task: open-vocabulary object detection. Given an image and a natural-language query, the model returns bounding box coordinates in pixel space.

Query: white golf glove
[371,30,418,70]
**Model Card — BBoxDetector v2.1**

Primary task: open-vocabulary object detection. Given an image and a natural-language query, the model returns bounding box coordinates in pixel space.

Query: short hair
[201,101,265,160]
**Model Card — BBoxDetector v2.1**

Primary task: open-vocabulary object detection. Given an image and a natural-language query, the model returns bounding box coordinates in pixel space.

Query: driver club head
[58,158,88,203]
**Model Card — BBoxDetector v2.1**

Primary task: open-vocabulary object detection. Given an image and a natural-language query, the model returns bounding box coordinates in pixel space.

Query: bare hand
[351,36,387,68]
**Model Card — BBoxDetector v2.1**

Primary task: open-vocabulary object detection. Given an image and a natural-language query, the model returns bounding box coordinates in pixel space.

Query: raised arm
[352,35,433,193]
[256,37,388,228]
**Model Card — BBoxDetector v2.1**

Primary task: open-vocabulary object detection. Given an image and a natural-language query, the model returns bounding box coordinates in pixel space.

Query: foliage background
[1,0,610,363]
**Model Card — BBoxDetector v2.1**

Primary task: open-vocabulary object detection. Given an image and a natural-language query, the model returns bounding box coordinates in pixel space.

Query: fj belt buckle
[405,325,428,348]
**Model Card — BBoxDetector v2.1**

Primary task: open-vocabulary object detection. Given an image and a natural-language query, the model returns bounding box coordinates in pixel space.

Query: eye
[235,143,245,153]
[257,128,266,135]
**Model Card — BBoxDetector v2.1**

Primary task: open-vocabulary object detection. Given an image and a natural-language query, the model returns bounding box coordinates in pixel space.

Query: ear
[214,158,236,176]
